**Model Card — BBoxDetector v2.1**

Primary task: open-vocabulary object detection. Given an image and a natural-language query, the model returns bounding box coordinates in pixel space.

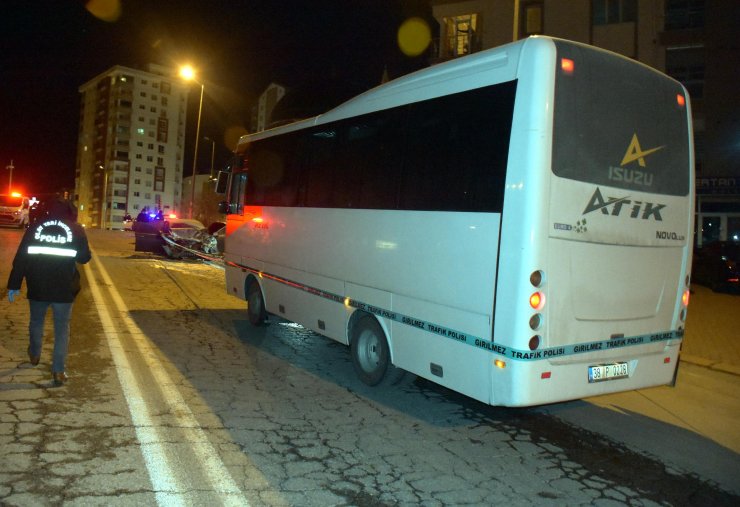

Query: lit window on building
[442,13,479,58]
[522,2,543,36]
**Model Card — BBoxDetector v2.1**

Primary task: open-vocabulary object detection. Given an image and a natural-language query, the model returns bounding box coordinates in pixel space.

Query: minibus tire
[351,314,404,386]
[246,278,267,326]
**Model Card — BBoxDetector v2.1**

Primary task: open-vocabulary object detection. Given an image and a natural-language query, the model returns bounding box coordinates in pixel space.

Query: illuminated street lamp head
[179,65,196,81]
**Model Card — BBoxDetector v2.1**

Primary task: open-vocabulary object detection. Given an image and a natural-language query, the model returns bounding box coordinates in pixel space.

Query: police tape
[228,260,684,362]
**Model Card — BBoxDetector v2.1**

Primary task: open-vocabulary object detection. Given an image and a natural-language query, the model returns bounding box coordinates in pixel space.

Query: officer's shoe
[27,347,40,366]
[52,372,68,386]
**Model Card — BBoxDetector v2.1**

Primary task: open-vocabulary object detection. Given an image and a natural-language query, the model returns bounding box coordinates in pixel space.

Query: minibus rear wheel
[246,278,267,326]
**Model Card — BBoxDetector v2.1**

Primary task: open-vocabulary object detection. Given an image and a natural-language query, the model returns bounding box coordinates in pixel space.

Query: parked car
[691,241,740,293]
[132,209,165,253]
[208,222,226,255]
[122,213,133,231]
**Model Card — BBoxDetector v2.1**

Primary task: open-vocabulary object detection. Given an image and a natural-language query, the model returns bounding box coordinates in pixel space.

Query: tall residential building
[75,64,190,229]
[430,0,739,244]
[252,82,287,133]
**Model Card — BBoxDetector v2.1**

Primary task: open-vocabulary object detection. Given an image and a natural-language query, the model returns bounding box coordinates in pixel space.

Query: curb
[680,353,740,377]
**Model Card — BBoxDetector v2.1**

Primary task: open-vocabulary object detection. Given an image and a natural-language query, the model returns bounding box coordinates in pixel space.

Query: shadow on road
[123,308,740,503]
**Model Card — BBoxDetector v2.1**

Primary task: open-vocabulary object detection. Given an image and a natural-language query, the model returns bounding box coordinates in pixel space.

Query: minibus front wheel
[350,314,404,386]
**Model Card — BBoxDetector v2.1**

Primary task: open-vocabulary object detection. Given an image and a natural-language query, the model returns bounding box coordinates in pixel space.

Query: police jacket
[7,199,91,303]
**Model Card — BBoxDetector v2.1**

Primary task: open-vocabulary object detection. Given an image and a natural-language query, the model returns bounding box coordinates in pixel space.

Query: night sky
[1,0,432,195]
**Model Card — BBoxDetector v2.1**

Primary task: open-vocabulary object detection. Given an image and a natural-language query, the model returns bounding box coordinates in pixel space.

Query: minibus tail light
[530,270,544,288]
[529,335,541,350]
[561,58,574,75]
[529,292,545,310]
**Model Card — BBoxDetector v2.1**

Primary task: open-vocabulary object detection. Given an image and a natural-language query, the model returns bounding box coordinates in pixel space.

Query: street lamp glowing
[179,65,196,81]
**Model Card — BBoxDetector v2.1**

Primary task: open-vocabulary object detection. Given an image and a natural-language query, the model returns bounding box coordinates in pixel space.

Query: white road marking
[86,251,249,506]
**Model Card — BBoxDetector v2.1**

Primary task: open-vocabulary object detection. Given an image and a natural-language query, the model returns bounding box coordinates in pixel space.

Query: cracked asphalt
[1,229,738,506]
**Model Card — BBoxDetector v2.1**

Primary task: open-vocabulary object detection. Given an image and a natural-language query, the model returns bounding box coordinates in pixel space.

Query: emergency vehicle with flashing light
[0,192,31,228]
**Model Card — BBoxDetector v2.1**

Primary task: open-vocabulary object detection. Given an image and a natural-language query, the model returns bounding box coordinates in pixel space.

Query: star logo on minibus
[620,133,664,168]
[608,134,664,187]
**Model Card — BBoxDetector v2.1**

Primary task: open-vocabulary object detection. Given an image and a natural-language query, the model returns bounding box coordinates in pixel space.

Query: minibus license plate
[588,362,629,383]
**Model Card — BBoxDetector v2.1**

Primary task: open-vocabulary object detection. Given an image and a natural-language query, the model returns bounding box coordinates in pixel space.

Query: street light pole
[203,136,216,180]
[189,82,204,219]
[100,165,108,230]
[5,159,14,194]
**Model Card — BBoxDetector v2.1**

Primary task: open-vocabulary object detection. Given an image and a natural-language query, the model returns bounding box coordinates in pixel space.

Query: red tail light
[561,58,574,75]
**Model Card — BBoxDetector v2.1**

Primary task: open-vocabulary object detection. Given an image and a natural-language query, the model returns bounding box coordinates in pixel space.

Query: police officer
[7,195,91,386]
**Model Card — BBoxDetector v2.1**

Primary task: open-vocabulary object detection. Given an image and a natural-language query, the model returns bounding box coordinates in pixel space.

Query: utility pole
[5,159,14,194]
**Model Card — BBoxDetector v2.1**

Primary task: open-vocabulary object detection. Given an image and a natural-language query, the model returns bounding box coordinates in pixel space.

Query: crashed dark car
[161,219,224,260]
[691,241,740,293]
[161,218,206,258]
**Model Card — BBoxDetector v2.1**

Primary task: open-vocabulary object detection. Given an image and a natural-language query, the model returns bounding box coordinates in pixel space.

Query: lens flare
[225,126,249,151]
[397,17,431,57]
[86,0,122,22]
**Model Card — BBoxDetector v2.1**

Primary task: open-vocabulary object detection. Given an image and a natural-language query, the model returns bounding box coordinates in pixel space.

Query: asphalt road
[1,228,738,506]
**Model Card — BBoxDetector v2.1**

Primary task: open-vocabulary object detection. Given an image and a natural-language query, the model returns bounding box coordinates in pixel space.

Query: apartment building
[75,64,189,229]
[252,82,287,133]
[430,0,739,244]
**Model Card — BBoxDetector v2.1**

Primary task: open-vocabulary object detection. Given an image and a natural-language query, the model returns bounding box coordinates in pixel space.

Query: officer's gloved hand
[8,290,20,303]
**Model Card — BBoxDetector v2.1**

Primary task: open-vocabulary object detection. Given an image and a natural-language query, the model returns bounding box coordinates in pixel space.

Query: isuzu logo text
[583,188,666,221]
[607,133,664,188]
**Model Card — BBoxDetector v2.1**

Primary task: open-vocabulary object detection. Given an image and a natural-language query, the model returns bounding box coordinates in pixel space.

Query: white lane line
[86,252,249,506]
[85,257,182,506]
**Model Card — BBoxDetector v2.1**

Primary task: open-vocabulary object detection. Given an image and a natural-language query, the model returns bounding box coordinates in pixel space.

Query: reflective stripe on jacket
[7,216,91,302]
